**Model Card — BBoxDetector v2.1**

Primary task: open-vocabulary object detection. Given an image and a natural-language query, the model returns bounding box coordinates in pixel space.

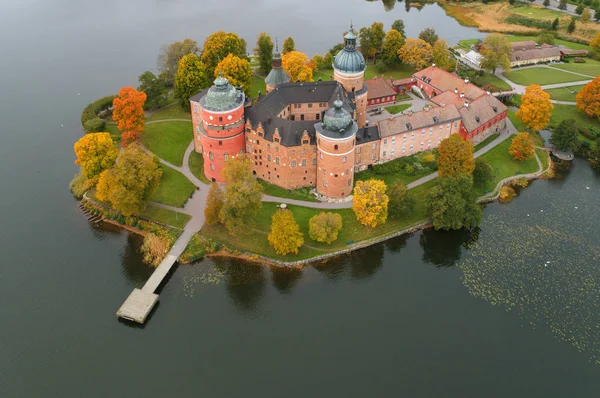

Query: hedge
[81,95,117,129]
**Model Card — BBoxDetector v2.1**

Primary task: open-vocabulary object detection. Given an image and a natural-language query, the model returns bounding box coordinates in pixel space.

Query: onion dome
[265,39,290,87]
[333,23,366,74]
[199,73,245,112]
[315,97,358,139]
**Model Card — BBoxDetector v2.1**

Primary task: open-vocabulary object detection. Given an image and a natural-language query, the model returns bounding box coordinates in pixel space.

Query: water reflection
[419,228,479,267]
[313,243,386,282]
[270,267,303,294]
[215,259,267,316]
[119,233,154,286]
[366,0,402,12]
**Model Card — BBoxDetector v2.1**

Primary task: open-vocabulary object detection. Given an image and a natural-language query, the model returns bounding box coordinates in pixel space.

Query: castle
[190,25,508,199]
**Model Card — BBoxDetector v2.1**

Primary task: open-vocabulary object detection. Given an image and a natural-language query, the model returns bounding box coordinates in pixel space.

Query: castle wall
[460,112,507,144]
[316,133,356,198]
[354,141,380,171]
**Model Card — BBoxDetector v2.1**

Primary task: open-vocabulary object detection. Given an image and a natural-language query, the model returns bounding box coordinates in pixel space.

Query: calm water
[1,1,598,396]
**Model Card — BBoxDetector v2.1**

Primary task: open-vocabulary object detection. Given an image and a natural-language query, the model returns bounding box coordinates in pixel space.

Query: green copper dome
[200,74,245,112]
[315,97,358,139]
[333,24,366,74]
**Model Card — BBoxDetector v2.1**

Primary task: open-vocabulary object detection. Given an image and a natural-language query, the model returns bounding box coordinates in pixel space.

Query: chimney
[464,101,469,108]
[464,78,469,84]
[460,92,465,98]
[432,63,436,68]
[454,88,458,94]
[486,91,491,95]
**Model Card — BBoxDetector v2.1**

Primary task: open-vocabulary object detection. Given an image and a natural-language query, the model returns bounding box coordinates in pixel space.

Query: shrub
[511,178,529,188]
[80,95,117,128]
[403,164,415,175]
[579,128,597,141]
[84,117,106,133]
[574,57,586,63]
[375,60,386,73]
[499,186,517,204]
[308,212,343,244]
[69,170,95,199]
[422,154,436,163]
[505,15,552,30]
[140,233,171,267]
[180,235,219,263]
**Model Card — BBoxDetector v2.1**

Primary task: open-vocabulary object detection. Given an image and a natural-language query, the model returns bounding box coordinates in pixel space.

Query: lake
[0,0,598,397]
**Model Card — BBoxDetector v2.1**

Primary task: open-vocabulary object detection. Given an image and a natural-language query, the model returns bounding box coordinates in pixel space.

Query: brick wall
[316,133,356,198]
[354,141,380,171]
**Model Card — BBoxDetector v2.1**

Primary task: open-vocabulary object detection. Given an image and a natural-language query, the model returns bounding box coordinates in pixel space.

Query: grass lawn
[104,123,121,142]
[536,148,550,171]
[354,166,432,188]
[385,104,411,115]
[550,104,600,132]
[544,84,586,102]
[141,121,192,167]
[146,104,191,122]
[188,151,210,184]
[552,59,600,78]
[507,109,528,132]
[510,5,563,20]
[458,38,479,49]
[313,70,334,82]
[151,165,196,208]
[476,72,513,92]
[250,75,266,98]
[474,133,500,152]
[396,93,412,101]
[365,63,415,80]
[503,67,586,86]
[259,180,318,202]
[141,204,191,229]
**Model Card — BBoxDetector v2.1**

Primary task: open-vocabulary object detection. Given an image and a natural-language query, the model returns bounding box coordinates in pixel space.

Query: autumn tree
[200,31,247,78]
[382,29,405,66]
[509,132,535,161]
[215,54,253,96]
[219,155,263,235]
[282,51,313,82]
[581,8,592,23]
[359,22,385,61]
[517,84,554,131]
[437,134,475,178]
[576,77,600,119]
[426,174,482,231]
[388,180,416,219]
[157,38,200,86]
[112,87,146,134]
[282,36,295,54]
[73,132,118,181]
[204,182,224,225]
[353,179,389,228]
[121,131,139,148]
[96,144,162,216]
[432,39,455,72]
[398,38,433,70]
[480,33,512,74]
[591,32,600,49]
[138,71,168,110]
[175,54,206,108]
[268,209,304,255]
[550,119,579,151]
[255,32,274,75]
[140,233,170,267]
[418,28,439,46]
[392,19,406,37]
[308,212,343,244]
[473,158,493,187]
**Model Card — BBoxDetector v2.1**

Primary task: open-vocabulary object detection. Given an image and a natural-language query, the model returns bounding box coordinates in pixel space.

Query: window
[301,159,306,166]
[316,114,320,120]
[421,130,425,136]
[383,150,387,157]
[447,124,451,130]
[224,152,229,162]
[210,164,215,171]
[348,179,351,186]
[320,152,323,159]
[209,152,214,160]
[308,103,313,108]
[267,143,270,149]
[334,144,338,150]
[194,105,198,113]
[274,138,280,143]
[356,157,361,164]
[391,149,395,157]
[246,145,251,153]
[291,160,296,167]
[402,146,406,153]
[392,137,396,145]
[323,169,326,174]
[219,117,223,122]
[219,141,222,146]
[372,153,375,160]
[276,157,280,165]
[403,134,407,141]
[195,116,199,122]
[303,140,308,145]
[324,180,328,187]
[410,144,414,151]
[313,147,317,153]
[267,154,272,161]
[196,125,200,133]
[411,133,414,140]
[312,158,317,165]
[372,143,376,149]
[384,139,387,145]
[256,140,260,145]
[275,146,279,152]
[342,156,347,163]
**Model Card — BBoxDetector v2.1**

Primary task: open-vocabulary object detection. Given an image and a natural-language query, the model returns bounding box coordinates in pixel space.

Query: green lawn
[552,60,600,78]
[141,204,191,229]
[544,84,586,102]
[141,121,192,167]
[146,104,191,122]
[313,70,334,82]
[474,133,500,152]
[250,75,266,98]
[354,166,432,188]
[151,165,196,208]
[508,109,528,132]
[385,104,411,115]
[536,148,550,172]
[458,38,479,50]
[365,63,415,80]
[510,5,563,20]
[104,123,121,142]
[503,67,586,86]
[188,151,210,184]
[550,104,600,132]
[259,180,318,202]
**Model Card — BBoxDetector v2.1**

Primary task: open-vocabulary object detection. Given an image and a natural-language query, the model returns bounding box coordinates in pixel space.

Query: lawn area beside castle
[140,204,191,229]
[385,103,411,114]
[259,180,318,202]
[250,75,266,98]
[503,67,587,86]
[188,151,211,184]
[364,63,415,80]
[151,165,196,208]
[545,84,586,102]
[550,103,600,132]
[141,121,192,166]
[552,60,600,78]
[146,103,191,122]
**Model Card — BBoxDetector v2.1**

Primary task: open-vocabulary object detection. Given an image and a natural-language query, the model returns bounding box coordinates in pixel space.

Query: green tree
[509,0,516,5]
[552,18,560,30]
[328,43,344,56]
[391,19,406,37]
[568,18,577,33]
[550,119,579,151]
[473,158,493,187]
[308,212,343,244]
[437,134,475,178]
[73,132,118,180]
[559,0,568,10]
[426,174,483,231]
[359,22,385,61]
[543,0,550,6]
[137,71,168,110]
[96,144,162,217]
[576,4,585,14]
[157,38,200,87]
[432,39,455,72]
[480,33,512,74]
[204,182,224,225]
[382,29,405,66]
[323,52,334,69]
[418,27,439,46]
[388,181,416,219]
[255,32,274,75]
[174,54,206,108]
[282,37,295,54]
[312,54,324,70]
[537,32,555,45]
[200,31,247,78]
[268,209,304,255]
[595,9,600,22]
[215,54,253,96]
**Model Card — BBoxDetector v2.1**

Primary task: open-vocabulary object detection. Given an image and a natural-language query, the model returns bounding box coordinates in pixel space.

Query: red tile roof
[378,105,461,138]
[413,66,486,101]
[366,77,397,100]
[459,94,508,133]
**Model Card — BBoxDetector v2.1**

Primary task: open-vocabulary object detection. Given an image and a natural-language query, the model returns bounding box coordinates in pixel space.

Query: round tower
[315,98,357,199]
[195,74,246,182]
[265,39,290,93]
[333,23,368,128]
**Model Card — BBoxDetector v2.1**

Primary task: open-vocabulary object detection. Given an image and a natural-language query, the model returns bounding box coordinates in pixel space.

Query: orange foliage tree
[112,87,146,134]
[437,134,475,178]
[121,131,139,148]
[509,132,535,161]
[516,85,553,131]
[282,51,313,82]
[576,77,600,119]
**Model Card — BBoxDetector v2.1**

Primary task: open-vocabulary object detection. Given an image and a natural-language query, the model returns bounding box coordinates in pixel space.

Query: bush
[505,15,552,30]
[403,164,415,175]
[83,117,106,133]
[499,186,517,204]
[579,128,598,141]
[308,212,343,244]
[140,233,171,267]
[69,170,95,199]
[80,95,117,128]
[375,60,386,74]
[180,235,219,263]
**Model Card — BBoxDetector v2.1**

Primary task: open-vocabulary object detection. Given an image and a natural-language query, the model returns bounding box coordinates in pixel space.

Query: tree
[537,32,555,45]
[437,134,475,178]
[323,52,334,69]
[174,54,206,108]
[517,84,554,131]
[480,33,512,74]
[282,51,313,82]
[591,32,600,49]
[215,54,253,96]
[121,131,139,148]
[392,19,406,37]
[559,0,568,10]
[138,71,168,110]
[595,9,600,22]
[308,212,343,244]
[141,233,170,267]
[255,32,274,75]
[312,54,324,70]
[352,179,389,228]
[576,4,585,14]
[418,27,439,46]
[426,174,482,231]
[576,77,600,119]
[73,132,118,181]
[219,155,263,235]
[552,18,560,30]
[509,0,516,5]
[432,39,455,72]
[96,144,162,216]
[543,0,550,6]
[204,182,224,225]
[282,37,295,54]
[473,158,493,187]
[382,29,405,66]
[398,38,433,70]
[550,119,579,151]
[509,132,535,161]
[268,209,304,255]
[200,31,247,78]
[157,38,199,87]
[359,22,385,61]
[580,8,592,23]
[84,117,106,133]
[567,17,576,33]
[388,181,416,219]
[112,87,146,134]
[328,43,344,56]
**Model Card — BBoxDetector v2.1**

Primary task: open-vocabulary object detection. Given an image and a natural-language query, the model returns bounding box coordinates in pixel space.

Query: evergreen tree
[391,19,406,37]
[596,9,600,21]
[559,0,568,10]
[543,0,550,6]
[568,17,577,33]
[550,120,579,151]
[552,18,560,30]
[282,37,295,54]
[576,4,585,14]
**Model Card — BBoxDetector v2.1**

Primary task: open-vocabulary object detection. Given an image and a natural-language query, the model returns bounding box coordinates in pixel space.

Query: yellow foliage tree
[140,233,171,267]
[268,209,304,255]
[432,39,455,72]
[200,31,247,78]
[437,134,475,178]
[308,212,343,244]
[204,182,224,225]
[73,132,118,181]
[215,53,253,96]
[282,51,313,82]
[352,179,389,228]
[398,38,433,70]
[509,132,535,161]
[591,32,600,49]
[516,84,554,131]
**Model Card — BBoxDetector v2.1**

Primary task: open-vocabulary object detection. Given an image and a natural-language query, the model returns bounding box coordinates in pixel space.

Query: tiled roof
[511,46,561,62]
[377,105,461,138]
[511,41,538,51]
[430,90,468,110]
[366,77,397,100]
[392,77,416,86]
[414,66,486,101]
[559,49,589,56]
[459,94,508,133]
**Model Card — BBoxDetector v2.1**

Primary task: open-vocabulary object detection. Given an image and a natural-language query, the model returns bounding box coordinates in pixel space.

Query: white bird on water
[77,93,80,96]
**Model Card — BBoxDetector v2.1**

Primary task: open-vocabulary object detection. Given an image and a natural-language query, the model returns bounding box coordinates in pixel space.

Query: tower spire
[275,37,279,52]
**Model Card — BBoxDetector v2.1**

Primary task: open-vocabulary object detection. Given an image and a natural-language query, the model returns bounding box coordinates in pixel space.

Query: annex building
[190,25,508,199]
